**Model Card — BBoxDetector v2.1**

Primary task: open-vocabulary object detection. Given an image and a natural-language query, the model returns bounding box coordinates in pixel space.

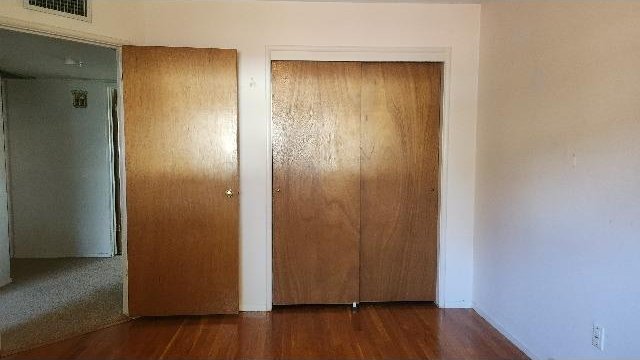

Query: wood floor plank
[8,304,529,360]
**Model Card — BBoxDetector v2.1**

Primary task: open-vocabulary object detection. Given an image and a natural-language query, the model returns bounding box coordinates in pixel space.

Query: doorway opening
[0,28,127,355]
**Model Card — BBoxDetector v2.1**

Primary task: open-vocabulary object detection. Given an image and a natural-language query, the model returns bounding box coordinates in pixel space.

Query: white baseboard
[242,301,473,312]
[473,303,541,360]
[12,252,114,259]
[240,303,268,312]
[440,299,472,308]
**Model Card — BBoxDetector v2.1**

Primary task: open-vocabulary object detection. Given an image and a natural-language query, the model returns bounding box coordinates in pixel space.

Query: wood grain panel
[360,62,442,302]
[123,46,238,315]
[272,61,361,304]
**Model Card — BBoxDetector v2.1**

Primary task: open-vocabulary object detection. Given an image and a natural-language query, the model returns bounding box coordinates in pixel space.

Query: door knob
[225,189,234,198]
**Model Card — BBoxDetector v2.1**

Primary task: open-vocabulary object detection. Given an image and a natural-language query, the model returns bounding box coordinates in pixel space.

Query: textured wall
[6,79,115,258]
[475,2,640,359]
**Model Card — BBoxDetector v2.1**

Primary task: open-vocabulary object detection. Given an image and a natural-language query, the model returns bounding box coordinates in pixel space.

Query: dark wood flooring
[8,303,528,360]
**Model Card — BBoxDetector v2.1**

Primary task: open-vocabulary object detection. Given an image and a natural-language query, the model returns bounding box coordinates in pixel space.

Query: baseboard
[473,303,542,360]
[439,299,472,308]
[240,303,268,312]
[12,252,114,259]
[0,276,10,288]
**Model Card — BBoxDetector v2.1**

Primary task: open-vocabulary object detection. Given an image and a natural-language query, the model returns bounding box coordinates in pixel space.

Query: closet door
[272,61,361,305]
[360,62,442,302]
[124,46,239,315]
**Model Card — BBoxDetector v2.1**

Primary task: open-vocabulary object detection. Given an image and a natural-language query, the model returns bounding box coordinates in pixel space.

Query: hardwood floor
[8,303,528,360]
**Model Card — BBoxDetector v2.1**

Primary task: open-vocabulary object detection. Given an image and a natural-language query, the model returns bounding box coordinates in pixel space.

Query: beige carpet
[0,257,129,356]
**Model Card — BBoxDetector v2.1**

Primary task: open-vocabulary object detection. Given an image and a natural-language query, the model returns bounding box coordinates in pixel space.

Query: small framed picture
[72,90,88,108]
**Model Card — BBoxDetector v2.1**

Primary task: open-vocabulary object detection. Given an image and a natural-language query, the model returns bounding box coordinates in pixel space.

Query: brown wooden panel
[360,62,442,302]
[123,46,239,315]
[272,61,361,304]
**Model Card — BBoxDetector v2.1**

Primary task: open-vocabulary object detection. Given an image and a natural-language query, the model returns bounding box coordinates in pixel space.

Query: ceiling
[0,29,117,81]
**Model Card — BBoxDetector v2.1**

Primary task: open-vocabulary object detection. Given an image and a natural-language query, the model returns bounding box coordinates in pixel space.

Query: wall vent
[24,0,91,22]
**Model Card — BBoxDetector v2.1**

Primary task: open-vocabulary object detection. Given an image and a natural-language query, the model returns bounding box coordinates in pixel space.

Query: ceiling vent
[24,0,91,22]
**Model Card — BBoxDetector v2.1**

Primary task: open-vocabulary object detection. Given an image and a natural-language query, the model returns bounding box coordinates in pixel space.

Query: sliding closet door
[360,62,442,302]
[272,61,361,305]
[123,46,239,315]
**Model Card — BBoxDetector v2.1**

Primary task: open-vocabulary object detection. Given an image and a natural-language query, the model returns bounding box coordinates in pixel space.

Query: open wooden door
[123,46,239,315]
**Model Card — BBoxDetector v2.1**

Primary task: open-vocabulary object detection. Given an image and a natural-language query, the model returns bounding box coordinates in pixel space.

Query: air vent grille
[24,0,90,21]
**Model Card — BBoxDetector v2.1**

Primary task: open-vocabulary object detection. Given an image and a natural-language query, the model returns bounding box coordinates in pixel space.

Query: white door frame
[265,45,453,310]
[105,84,121,257]
[0,77,15,261]
[0,19,129,314]
[0,77,11,288]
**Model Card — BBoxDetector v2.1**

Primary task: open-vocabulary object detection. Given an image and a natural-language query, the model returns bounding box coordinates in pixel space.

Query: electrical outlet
[592,324,605,351]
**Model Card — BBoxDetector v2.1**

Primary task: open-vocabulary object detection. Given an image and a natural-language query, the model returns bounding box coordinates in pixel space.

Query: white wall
[0,0,481,310]
[0,80,10,287]
[5,79,115,258]
[138,0,480,310]
[475,2,640,359]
